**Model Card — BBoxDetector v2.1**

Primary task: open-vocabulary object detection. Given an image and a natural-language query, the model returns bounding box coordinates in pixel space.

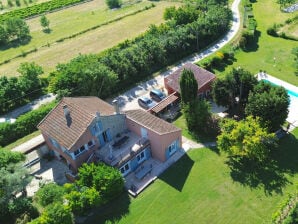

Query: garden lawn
[84,128,298,224]
[0,0,180,76]
[174,114,216,143]
[212,0,298,86]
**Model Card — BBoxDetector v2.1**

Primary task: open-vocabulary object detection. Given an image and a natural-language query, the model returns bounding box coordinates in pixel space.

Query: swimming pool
[260,78,298,125]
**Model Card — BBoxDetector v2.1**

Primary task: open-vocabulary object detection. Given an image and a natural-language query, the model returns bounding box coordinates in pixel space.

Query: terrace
[96,131,150,168]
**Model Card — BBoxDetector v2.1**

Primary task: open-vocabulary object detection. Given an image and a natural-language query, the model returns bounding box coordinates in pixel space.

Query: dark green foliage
[164,5,199,25]
[105,0,121,9]
[0,0,85,23]
[179,69,198,104]
[0,17,30,46]
[212,67,257,112]
[40,15,50,31]
[267,25,278,37]
[183,99,211,134]
[0,148,25,168]
[245,81,290,132]
[0,62,44,114]
[29,203,74,224]
[34,183,65,207]
[77,163,124,200]
[49,55,117,99]
[8,197,39,221]
[50,4,232,98]
[284,203,298,224]
[0,102,56,147]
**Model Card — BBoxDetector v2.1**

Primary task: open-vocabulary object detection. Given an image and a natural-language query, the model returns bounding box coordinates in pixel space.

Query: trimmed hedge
[0,0,85,23]
[0,102,56,147]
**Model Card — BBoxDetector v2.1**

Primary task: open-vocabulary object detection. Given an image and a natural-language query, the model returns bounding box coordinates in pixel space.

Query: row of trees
[0,62,44,114]
[29,163,124,223]
[0,17,30,46]
[49,3,232,99]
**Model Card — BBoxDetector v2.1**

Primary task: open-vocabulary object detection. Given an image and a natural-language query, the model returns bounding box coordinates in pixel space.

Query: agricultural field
[0,0,181,76]
[0,0,50,12]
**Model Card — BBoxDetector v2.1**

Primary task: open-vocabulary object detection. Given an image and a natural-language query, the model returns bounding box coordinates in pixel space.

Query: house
[38,97,182,176]
[164,63,216,98]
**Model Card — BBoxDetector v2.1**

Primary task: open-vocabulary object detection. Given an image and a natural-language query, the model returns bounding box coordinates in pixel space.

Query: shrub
[34,183,65,207]
[0,102,56,147]
[105,0,121,9]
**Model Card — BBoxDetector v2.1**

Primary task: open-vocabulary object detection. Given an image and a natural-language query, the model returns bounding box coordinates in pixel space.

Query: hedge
[0,0,85,23]
[0,102,56,147]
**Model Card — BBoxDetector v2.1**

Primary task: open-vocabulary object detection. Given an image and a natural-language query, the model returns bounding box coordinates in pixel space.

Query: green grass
[3,130,41,150]
[174,114,217,143]
[211,0,298,86]
[84,128,298,224]
[0,0,181,76]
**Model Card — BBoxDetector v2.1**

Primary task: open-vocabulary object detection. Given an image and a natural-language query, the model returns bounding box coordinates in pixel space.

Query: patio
[96,131,149,167]
[124,146,187,196]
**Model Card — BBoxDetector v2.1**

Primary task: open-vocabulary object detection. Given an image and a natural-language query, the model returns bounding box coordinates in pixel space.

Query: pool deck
[257,73,298,130]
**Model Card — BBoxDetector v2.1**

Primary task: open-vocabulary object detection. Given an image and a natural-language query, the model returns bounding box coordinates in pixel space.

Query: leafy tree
[105,0,121,9]
[183,99,211,133]
[29,203,74,224]
[217,116,277,161]
[49,55,117,99]
[5,17,30,42]
[40,15,50,31]
[212,68,257,112]
[34,183,65,207]
[179,69,198,104]
[164,5,199,26]
[245,81,290,132]
[18,62,43,94]
[64,187,101,215]
[77,163,124,200]
[0,151,32,222]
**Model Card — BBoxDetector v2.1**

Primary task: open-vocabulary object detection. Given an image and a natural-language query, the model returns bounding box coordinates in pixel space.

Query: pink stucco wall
[126,118,182,162]
[41,128,99,172]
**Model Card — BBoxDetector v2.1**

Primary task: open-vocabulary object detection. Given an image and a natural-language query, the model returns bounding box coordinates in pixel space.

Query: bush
[34,183,65,207]
[29,203,74,224]
[105,0,121,9]
[65,187,101,215]
[267,26,278,37]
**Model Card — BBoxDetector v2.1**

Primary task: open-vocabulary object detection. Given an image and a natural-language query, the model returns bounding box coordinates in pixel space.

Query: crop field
[0,0,181,76]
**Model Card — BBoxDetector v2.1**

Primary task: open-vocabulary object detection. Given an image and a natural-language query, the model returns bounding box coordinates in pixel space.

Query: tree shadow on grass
[83,192,131,224]
[243,30,261,52]
[159,153,194,192]
[0,36,32,51]
[226,132,298,195]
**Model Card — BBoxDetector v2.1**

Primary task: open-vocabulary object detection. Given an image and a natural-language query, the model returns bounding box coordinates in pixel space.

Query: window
[88,140,94,147]
[80,145,86,152]
[120,162,130,176]
[137,151,145,164]
[74,144,88,158]
[168,141,177,156]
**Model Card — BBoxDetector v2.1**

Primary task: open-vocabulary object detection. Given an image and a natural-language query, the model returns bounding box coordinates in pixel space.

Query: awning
[149,92,179,114]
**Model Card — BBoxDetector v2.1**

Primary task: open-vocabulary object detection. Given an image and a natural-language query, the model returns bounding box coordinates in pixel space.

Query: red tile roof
[38,97,115,149]
[125,109,181,135]
[164,63,216,93]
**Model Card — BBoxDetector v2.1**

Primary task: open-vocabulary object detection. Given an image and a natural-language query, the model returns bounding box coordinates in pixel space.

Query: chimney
[63,105,70,117]
[112,99,120,114]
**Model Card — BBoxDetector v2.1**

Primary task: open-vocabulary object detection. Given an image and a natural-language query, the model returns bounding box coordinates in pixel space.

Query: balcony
[97,131,150,168]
